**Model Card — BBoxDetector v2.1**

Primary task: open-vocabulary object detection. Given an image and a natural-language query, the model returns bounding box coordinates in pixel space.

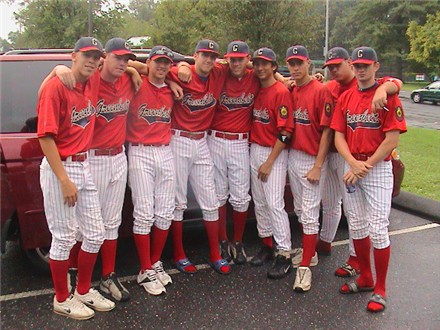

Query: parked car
[0,50,403,274]
[410,80,440,104]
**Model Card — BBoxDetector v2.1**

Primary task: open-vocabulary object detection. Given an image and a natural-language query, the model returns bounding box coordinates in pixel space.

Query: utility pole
[88,0,93,36]
[324,0,330,79]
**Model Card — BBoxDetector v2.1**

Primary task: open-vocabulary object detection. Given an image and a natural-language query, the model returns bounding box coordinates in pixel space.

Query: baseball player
[286,45,333,292]
[249,47,294,279]
[331,46,407,313]
[167,39,231,275]
[319,47,402,278]
[127,46,176,295]
[37,37,114,320]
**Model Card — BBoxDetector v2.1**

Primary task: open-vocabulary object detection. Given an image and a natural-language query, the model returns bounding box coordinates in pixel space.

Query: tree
[407,12,440,75]
[12,0,127,48]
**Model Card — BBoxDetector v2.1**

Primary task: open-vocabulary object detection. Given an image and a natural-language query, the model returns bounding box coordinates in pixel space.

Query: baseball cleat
[250,245,274,267]
[99,272,130,302]
[137,269,166,295]
[152,260,173,286]
[293,266,312,293]
[220,240,232,262]
[53,294,95,320]
[67,268,78,294]
[74,288,116,312]
[291,248,319,268]
[230,241,247,265]
[267,253,291,279]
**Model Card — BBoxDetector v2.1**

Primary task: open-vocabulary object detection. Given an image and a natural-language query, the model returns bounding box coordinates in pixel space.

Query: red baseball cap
[149,46,174,62]
[323,47,349,68]
[105,38,136,60]
[286,45,309,61]
[195,39,219,55]
[351,47,378,64]
[74,37,104,56]
[225,41,249,58]
[252,47,277,62]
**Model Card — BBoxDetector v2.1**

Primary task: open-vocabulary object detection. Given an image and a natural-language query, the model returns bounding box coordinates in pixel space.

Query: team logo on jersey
[294,108,311,125]
[253,108,270,124]
[71,101,95,128]
[325,103,332,117]
[346,109,380,131]
[181,93,216,112]
[96,98,130,122]
[137,104,171,124]
[395,106,404,122]
[279,105,288,119]
[219,92,254,111]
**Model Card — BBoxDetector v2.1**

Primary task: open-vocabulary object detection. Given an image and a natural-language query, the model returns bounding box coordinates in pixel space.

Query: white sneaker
[137,269,166,295]
[291,248,319,268]
[293,266,312,292]
[53,294,95,320]
[99,273,130,302]
[74,288,116,312]
[152,261,173,286]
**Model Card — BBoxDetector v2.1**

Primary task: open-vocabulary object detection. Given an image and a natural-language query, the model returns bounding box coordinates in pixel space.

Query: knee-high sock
[100,239,117,277]
[232,210,247,243]
[301,233,317,267]
[150,226,169,264]
[50,258,70,302]
[373,245,390,296]
[204,221,221,262]
[353,237,374,286]
[218,205,228,241]
[262,236,273,248]
[170,220,186,262]
[133,233,151,271]
[76,250,98,295]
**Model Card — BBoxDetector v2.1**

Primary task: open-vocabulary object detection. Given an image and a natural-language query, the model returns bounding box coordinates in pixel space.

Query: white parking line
[1,222,438,302]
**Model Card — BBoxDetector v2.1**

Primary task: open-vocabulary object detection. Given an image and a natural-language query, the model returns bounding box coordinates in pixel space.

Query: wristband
[278,133,291,145]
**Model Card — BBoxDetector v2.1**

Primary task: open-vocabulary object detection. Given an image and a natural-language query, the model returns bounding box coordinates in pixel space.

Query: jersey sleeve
[37,79,63,138]
[330,93,347,133]
[167,65,182,84]
[378,76,401,93]
[318,85,334,128]
[382,94,407,134]
[276,86,294,133]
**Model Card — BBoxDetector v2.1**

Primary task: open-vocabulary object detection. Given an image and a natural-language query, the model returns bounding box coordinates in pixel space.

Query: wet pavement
[1,207,440,329]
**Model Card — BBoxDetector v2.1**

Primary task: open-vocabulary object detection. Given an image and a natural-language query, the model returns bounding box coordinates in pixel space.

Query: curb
[392,191,440,223]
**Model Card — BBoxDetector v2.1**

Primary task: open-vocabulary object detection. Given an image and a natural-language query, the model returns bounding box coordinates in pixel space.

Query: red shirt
[127,77,174,145]
[168,63,228,132]
[211,69,260,133]
[291,79,333,156]
[331,84,407,158]
[250,81,294,147]
[37,75,99,158]
[92,72,135,149]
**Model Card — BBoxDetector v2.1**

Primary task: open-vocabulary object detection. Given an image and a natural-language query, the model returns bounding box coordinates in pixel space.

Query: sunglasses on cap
[153,49,174,58]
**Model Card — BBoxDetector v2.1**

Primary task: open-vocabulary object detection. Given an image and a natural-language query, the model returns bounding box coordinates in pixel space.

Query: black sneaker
[250,245,273,267]
[267,254,291,279]
[230,241,247,265]
[220,240,232,262]
[67,268,78,294]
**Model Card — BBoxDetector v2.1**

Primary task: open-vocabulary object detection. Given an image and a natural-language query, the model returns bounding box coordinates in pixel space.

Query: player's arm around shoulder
[371,77,403,112]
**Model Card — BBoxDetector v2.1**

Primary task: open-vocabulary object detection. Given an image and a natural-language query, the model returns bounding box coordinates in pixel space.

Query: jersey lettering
[138,104,171,124]
[346,109,380,131]
[294,108,311,125]
[253,108,270,124]
[181,93,216,112]
[71,101,95,128]
[96,98,130,122]
[219,92,254,111]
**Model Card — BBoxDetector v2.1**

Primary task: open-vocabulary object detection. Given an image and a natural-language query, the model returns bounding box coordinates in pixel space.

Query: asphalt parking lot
[1,203,440,330]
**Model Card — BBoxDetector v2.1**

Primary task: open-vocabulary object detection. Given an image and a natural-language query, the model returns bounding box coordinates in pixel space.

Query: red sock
[218,205,228,241]
[353,237,374,287]
[347,255,360,271]
[170,220,187,262]
[262,236,273,248]
[301,233,317,267]
[150,226,169,264]
[204,221,230,273]
[133,233,151,271]
[76,249,98,295]
[367,245,391,312]
[232,210,247,242]
[68,241,81,269]
[316,239,331,255]
[100,239,117,277]
[50,258,70,302]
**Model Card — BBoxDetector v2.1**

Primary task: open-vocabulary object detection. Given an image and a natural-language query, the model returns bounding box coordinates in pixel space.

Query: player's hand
[131,70,143,93]
[304,166,321,184]
[313,72,325,82]
[349,160,372,178]
[372,86,387,112]
[283,77,295,90]
[178,65,192,83]
[257,161,273,182]
[55,65,76,90]
[343,169,359,185]
[168,80,184,100]
[60,178,78,207]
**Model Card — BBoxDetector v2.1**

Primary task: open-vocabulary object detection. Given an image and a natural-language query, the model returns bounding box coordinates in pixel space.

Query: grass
[401,82,429,92]
[398,127,440,201]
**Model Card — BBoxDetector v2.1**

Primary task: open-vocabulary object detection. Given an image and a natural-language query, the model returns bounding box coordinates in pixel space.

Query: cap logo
[209,42,214,49]
[92,38,98,46]
[328,52,334,59]
[292,47,298,54]
[257,49,263,55]
[232,44,239,52]
[357,49,363,58]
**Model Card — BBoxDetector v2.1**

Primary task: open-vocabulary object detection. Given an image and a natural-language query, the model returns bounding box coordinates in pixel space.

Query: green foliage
[407,12,440,74]
[399,127,440,201]
[12,0,127,48]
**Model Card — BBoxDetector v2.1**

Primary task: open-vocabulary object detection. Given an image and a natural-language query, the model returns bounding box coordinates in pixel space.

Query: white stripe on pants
[128,145,175,234]
[342,160,393,249]
[171,135,219,221]
[40,158,104,260]
[288,149,327,235]
[89,151,127,240]
[207,134,251,212]
[250,144,291,251]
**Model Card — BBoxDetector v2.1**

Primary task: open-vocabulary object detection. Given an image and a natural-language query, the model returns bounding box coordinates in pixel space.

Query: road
[1,209,440,329]
[399,91,439,130]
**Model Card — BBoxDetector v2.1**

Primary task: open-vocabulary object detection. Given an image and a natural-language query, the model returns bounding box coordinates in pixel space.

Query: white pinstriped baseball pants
[171,134,219,221]
[128,145,175,234]
[88,150,127,240]
[250,144,291,252]
[288,149,328,235]
[40,158,105,260]
[207,133,251,212]
[342,160,393,249]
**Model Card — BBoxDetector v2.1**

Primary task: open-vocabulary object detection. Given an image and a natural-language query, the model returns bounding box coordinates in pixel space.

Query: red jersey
[126,77,174,145]
[331,84,407,159]
[291,79,333,156]
[168,63,228,132]
[37,75,99,158]
[250,81,294,147]
[92,72,135,149]
[211,69,260,133]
